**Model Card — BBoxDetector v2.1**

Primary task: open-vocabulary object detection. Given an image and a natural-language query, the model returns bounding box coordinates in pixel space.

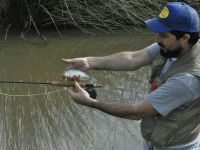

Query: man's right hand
[62,58,91,71]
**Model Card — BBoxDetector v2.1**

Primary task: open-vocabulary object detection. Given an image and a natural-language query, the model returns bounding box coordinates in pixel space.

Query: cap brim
[145,17,172,33]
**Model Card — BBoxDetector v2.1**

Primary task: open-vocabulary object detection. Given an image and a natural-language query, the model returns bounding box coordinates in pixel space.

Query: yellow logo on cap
[159,7,169,18]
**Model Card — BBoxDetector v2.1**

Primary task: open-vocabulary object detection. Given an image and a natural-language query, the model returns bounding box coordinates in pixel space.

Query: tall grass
[0,0,199,35]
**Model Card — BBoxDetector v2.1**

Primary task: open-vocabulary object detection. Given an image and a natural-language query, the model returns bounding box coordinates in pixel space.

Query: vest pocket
[151,118,178,147]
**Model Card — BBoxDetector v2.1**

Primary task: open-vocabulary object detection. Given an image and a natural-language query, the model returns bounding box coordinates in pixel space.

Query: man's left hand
[68,82,96,107]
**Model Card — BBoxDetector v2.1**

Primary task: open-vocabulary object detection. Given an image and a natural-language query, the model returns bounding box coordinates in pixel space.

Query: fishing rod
[0,80,102,88]
[0,80,102,99]
[0,69,102,98]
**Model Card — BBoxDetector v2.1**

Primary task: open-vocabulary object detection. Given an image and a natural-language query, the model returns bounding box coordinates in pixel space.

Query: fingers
[67,82,84,101]
[62,58,80,69]
[62,58,74,71]
[62,58,72,64]
[67,81,92,106]
[67,82,83,95]
[74,81,83,91]
[62,58,90,71]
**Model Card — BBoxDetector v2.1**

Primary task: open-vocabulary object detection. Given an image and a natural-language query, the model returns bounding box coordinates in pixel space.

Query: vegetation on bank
[0,0,199,37]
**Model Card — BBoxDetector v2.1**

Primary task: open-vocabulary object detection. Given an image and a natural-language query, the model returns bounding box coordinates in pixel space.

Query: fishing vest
[141,40,200,147]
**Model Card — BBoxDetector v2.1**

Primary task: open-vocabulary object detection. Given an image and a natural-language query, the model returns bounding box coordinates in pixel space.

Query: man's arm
[90,99,158,120]
[68,82,158,120]
[63,48,153,71]
[87,49,152,70]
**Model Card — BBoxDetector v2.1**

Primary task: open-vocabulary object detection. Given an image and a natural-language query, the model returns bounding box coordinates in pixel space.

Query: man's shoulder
[167,73,200,98]
[169,73,200,83]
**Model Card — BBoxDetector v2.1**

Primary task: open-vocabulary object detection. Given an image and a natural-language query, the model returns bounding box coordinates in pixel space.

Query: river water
[0,30,154,150]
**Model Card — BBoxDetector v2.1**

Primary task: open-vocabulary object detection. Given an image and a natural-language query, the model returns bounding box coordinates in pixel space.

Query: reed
[0,0,199,35]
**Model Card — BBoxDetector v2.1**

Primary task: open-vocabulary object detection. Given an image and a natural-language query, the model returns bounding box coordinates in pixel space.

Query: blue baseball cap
[145,2,200,33]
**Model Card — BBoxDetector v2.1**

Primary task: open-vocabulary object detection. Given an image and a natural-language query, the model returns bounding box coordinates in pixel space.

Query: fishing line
[0,87,67,97]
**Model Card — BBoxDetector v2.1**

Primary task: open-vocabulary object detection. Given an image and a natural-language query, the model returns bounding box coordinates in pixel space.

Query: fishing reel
[84,84,97,99]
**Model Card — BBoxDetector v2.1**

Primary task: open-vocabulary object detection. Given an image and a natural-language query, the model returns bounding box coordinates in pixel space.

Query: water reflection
[0,31,154,150]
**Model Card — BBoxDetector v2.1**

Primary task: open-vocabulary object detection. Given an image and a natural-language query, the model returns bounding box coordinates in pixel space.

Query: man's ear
[182,34,190,43]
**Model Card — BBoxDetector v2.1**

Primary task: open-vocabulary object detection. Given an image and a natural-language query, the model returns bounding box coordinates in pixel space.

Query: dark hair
[170,30,199,45]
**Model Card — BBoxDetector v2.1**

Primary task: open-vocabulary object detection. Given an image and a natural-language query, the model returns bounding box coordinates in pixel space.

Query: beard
[158,43,183,58]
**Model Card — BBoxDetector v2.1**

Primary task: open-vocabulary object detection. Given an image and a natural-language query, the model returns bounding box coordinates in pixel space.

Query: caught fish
[63,68,90,81]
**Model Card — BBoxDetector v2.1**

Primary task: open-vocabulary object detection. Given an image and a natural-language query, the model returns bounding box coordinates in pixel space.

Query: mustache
[158,43,165,48]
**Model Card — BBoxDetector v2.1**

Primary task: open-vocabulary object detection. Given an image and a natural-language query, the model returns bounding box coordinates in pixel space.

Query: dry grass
[0,0,199,35]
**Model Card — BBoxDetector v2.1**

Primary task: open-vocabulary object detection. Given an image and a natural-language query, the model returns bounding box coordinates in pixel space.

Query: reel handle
[84,84,97,99]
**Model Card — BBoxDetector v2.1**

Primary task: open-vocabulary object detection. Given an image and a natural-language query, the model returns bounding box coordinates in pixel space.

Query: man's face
[155,32,184,58]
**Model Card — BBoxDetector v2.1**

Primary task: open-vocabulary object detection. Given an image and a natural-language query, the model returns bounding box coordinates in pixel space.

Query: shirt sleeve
[145,74,200,116]
[145,43,160,60]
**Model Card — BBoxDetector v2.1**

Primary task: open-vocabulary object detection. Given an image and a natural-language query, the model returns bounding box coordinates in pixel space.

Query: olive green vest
[141,40,200,147]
